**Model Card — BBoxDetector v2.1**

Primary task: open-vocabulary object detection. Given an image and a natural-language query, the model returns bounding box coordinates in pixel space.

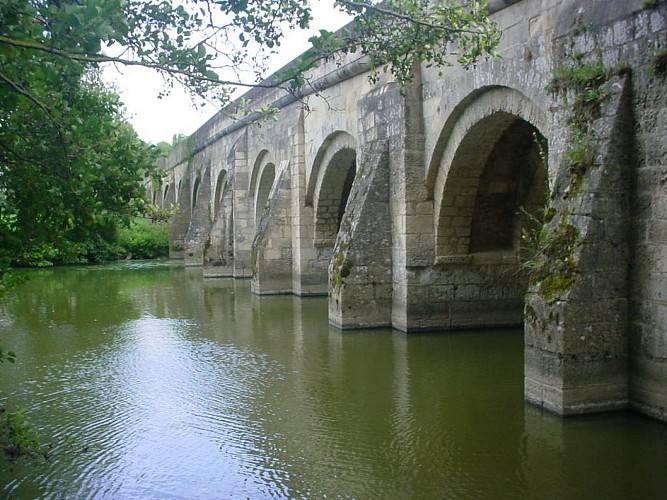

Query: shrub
[115,218,169,259]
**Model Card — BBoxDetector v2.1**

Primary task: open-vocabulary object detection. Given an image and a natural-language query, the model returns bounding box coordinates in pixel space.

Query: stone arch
[214,169,228,217]
[177,178,190,214]
[249,150,276,225]
[204,166,235,275]
[169,175,192,258]
[429,86,548,258]
[469,120,547,253]
[176,179,183,205]
[307,131,357,206]
[191,174,202,213]
[147,185,156,205]
[162,183,171,206]
[308,132,357,242]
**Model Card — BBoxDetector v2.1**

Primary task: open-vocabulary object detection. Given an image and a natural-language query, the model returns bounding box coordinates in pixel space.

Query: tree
[0,1,162,265]
[0,0,500,457]
[0,63,158,264]
[295,0,500,88]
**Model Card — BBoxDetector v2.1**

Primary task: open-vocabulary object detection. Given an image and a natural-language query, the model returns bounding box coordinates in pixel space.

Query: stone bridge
[154,0,667,422]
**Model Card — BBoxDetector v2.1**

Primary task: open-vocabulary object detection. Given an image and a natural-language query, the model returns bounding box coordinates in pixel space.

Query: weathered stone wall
[618,2,667,422]
[160,0,667,422]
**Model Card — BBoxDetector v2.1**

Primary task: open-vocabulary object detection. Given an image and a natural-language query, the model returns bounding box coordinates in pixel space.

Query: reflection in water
[1,262,666,498]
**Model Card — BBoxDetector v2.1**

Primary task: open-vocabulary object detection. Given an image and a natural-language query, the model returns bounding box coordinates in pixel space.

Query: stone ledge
[434,251,519,267]
[434,254,473,266]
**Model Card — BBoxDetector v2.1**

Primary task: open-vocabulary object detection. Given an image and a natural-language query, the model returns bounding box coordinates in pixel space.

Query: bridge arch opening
[315,149,356,242]
[148,185,157,205]
[435,112,547,259]
[310,132,358,244]
[162,184,171,207]
[214,170,228,217]
[249,151,276,226]
[192,175,202,213]
[254,163,275,225]
[469,119,547,253]
[429,104,548,329]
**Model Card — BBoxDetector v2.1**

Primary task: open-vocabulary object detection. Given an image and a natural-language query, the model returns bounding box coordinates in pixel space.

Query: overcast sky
[103,1,352,145]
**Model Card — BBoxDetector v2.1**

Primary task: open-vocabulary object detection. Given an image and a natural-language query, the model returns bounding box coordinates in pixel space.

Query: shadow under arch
[162,183,171,207]
[169,175,192,258]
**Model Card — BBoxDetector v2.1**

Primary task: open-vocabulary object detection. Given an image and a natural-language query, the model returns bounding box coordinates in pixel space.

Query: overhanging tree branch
[0,35,291,90]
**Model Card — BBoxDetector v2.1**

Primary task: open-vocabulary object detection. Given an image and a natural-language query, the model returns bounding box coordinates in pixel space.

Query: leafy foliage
[1,407,45,460]
[0,0,314,101]
[0,1,500,102]
[278,0,500,90]
[521,213,581,302]
[0,1,162,266]
[0,346,16,364]
[330,0,501,86]
[115,218,170,260]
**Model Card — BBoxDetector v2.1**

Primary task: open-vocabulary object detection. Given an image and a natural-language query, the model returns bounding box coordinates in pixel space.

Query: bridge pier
[168,170,191,259]
[329,140,393,328]
[230,134,253,278]
[251,160,294,294]
[524,72,634,415]
[290,117,330,296]
[183,162,211,266]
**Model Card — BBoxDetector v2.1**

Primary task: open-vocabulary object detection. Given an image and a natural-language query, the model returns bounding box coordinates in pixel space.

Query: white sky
[103,1,352,145]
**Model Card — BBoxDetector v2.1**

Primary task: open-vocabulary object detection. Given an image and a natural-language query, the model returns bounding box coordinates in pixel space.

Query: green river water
[1,261,666,499]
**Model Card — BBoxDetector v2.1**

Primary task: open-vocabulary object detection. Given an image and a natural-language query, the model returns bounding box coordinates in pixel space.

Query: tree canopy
[0,0,500,265]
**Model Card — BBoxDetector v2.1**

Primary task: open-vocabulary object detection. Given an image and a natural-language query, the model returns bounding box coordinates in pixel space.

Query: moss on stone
[331,242,353,289]
[526,215,582,302]
[650,48,667,75]
[250,248,258,277]
[548,58,630,200]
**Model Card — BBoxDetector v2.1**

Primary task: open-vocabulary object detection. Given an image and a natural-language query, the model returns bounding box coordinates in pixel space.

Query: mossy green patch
[250,248,258,277]
[525,215,582,302]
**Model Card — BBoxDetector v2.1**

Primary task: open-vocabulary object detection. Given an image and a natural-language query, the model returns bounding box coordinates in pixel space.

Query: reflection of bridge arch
[250,150,276,226]
[429,86,548,259]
